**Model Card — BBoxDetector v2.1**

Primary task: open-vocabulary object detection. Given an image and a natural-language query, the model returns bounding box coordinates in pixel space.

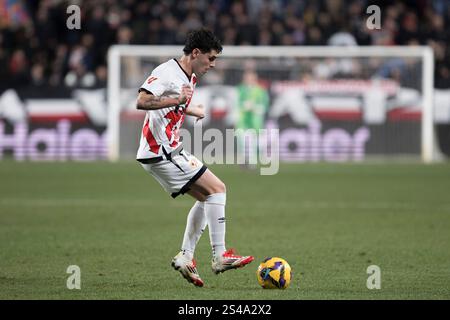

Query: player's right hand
[178,84,193,105]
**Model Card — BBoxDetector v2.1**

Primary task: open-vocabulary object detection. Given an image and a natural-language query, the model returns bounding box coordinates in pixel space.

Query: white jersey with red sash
[137,59,197,160]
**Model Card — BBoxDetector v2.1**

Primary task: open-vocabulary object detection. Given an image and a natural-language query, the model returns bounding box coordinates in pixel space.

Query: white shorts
[138,149,207,198]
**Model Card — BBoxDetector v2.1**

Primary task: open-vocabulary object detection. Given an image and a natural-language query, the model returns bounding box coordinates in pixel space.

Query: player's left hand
[194,104,205,123]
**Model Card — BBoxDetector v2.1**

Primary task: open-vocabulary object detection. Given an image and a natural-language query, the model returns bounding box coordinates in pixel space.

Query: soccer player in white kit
[136,29,254,287]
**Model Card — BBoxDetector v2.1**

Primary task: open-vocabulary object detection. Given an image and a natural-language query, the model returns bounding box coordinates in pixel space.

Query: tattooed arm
[136,85,193,110]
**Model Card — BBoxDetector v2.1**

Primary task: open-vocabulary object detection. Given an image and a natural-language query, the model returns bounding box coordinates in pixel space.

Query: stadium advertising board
[0,88,107,161]
[1,82,449,162]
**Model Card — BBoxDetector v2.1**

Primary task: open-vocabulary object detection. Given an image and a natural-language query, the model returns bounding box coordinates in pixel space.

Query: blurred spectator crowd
[0,0,450,90]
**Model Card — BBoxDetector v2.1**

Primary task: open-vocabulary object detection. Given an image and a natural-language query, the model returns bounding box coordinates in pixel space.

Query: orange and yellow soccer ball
[256,257,292,289]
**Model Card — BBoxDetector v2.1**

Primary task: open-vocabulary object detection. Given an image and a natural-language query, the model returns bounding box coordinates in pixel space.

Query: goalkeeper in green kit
[235,66,269,168]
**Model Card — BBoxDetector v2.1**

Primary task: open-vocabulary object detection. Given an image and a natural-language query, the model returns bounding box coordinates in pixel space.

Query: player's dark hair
[183,28,223,55]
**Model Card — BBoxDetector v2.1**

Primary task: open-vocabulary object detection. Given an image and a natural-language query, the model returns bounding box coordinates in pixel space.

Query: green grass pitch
[1,161,449,299]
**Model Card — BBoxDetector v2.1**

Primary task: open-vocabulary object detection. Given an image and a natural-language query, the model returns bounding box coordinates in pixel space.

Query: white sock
[181,201,207,260]
[204,193,227,259]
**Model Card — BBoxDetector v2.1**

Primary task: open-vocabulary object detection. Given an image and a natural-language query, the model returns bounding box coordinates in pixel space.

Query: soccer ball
[256,257,292,289]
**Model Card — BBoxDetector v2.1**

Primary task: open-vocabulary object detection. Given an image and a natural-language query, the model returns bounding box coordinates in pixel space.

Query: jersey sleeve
[139,70,166,97]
